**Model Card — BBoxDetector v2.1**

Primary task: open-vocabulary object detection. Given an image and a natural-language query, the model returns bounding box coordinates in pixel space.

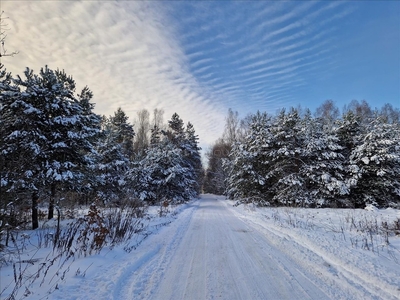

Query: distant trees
[203,108,244,195]
[219,101,400,208]
[203,139,230,195]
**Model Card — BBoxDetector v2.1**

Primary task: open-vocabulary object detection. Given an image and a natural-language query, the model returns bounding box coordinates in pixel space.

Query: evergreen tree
[167,113,201,198]
[95,113,131,203]
[183,122,203,196]
[76,86,102,202]
[300,110,348,207]
[225,111,274,205]
[110,107,135,159]
[2,66,99,219]
[130,137,194,205]
[0,64,19,192]
[349,117,400,207]
[150,125,161,146]
[0,64,34,228]
[266,108,306,205]
[336,111,364,207]
[167,112,185,146]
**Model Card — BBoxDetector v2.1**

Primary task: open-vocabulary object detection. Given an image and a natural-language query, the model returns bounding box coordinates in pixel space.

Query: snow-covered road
[52,194,400,300]
[134,195,330,300]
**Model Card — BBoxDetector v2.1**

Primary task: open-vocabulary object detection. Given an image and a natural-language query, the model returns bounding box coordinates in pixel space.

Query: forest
[204,101,400,209]
[0,65,203,233]
[2,61,400,238]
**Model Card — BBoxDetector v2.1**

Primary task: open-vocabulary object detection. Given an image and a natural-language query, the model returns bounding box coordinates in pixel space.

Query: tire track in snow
[208,205,329,300]
[59,195,394,300]
[114,201,199,299]
[225,202,400,300]
[130,195,331,299]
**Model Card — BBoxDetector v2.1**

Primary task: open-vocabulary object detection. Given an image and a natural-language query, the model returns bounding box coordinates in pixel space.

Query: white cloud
[3,0,227,151]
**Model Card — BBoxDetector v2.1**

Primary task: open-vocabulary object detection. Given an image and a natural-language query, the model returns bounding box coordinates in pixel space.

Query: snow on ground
[2,194,400,299]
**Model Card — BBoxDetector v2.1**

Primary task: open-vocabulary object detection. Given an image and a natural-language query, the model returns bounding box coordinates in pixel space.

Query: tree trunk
[48,183,56,220]
[32,192,39,229]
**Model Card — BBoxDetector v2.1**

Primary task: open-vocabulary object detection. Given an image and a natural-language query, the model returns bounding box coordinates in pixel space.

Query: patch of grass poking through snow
[269,206,400,261]
[1,200,147,299]
[270,207,316,230]
[342,212,400,258]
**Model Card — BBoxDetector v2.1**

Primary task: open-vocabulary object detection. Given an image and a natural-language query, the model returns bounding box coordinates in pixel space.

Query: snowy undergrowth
[0,201,190,300]
[227,199,400,299]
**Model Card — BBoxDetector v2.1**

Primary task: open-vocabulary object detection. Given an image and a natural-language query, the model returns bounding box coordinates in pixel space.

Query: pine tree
[225,112,273,204]
[167,113,200,198]
[76,86,102,201]
[266,108,306,206]
[0,64,19,193]
[130,138,193,205]
[2,66,99,219]
[167,112,185,146]
[0,64,33,228]
[110,107,135,160]
[300,110,348,207]
[183,122,203,196]
[336,111,364,207]
[349,116,400,207]
[95,114,131,203]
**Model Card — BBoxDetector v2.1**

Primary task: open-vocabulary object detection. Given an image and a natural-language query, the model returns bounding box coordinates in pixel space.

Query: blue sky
[3,1,400,151]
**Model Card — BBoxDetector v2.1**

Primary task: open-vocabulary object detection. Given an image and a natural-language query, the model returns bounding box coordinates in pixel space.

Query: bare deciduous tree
[223,108,240,145]
[315,99,339,128]
[152,108,164,129]
[134,109,151,156]
[0,11,18,58]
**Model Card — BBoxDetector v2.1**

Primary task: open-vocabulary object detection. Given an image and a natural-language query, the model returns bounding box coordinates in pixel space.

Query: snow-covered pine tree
[0,64,32,228]
[166,113,199,199]
[267,108,306,206]
[150,124,161,146]
[76,86,102,202]
[3,66,99,219]
[110,107,135,160]
[0,64,19,194]
[335,110,364,207]
[95,114,132,204]
[130,114,200,205]
[183,122,203,196]
[167,112,185,147]
[130,136,194,205]
[299,110,348,207]
[349,116,400,207]
[225,111,274,205]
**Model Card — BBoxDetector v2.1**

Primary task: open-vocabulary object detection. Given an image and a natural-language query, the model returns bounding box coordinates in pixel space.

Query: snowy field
[1,194,400,299]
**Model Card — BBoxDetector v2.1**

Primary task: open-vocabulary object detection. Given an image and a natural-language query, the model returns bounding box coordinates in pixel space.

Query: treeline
[0,65,202,229]
[204,101,400,208]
